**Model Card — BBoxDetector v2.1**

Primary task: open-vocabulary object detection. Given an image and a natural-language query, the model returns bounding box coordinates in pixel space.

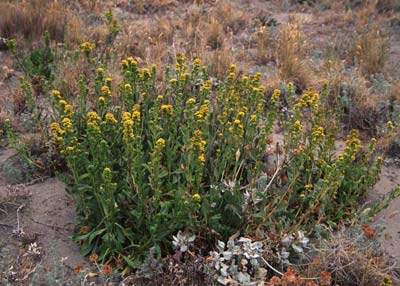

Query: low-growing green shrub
[45,55,383,272]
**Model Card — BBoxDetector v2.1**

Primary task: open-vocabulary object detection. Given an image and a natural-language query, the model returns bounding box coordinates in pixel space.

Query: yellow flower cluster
[295,91,319,109]
[87,111,101,125]
[122,112,134,141]
[192,193,201,201]
[186,98,196,105]
[387,120,394,131]
[180,72,190,81]
[64,104,74,116]
[80,41,95,53]
[52,89,61,99]
[304,184,313,191]
[191,130,206,153]
[50,122,65,141]
[193,58,201,67]
[105,113,118,124]
[132,104,141,123]
[312,126,325,141]
[140,68,151,79]
[62,117,73,131]
[101,86,111,96]
[195,104,209,121]
[294,120,303,133]
[250,114,257,124]
[121,57,137,68]
[161,104,173,115]
[155,138,166,149]
[198,153,205,164]
[202,80,211,91]
[271,89,280,101]
[342,129,361,161]
[191,130,205,150]
[176,53,186,65]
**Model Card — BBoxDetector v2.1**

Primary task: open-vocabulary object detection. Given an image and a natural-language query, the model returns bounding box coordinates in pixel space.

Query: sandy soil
[370,164,400,261]
[0,148,86,282]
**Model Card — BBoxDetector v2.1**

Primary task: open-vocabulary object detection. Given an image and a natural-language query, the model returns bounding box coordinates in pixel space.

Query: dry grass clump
[0,0,82,45]
[254,25,278,65]
[212,0,247,35]
[204,46,236,78]
[275,17,310,91]
[307,227,399,286]
[205,18,225,50]
[347,2,390,76]
[353,25,389,76]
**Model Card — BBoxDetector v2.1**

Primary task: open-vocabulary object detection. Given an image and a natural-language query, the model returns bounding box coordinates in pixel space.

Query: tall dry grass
[0,0,82,45]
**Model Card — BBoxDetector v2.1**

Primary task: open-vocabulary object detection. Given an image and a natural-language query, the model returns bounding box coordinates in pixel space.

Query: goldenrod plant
[44,54,390,273]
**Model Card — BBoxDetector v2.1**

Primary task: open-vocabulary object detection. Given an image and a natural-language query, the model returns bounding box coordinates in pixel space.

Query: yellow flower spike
[156,138,166,148]
[169,78,177,84]
[98,96,105,104]
[127,57,137,65]
[122,112,131,121]
[141,68,151,78]
[304,184,313,191]
[101,86,111,96]
[50,122,60,133]
[192,193,201,201]
[195,104,209,120]
[198,154,205,164]
[97,67,104,73]
[300,193,305,198]
[202,80,211,91]
[105,77,112,84]
[272,89,280,100]
[180,72,189,81]
[161,104,173,115]
[87,111,101,124]
[132,110,141,122]
[237,111,245,118]
[64,104,74,116]
[124,83,131,90]
[52,90,61,99]
[80,41,95,53]
[66,146,75,152]
[193,58,201,67]
[105,113,118,124]
[228,72,236,79]
[121,59,128,68]
[294,120,303,132]
[234,119,241,125]
[387,120,394,131]
[62,117,73,130]
[186,98,196,105]
[59,100,67,106]
[250,114,257,123]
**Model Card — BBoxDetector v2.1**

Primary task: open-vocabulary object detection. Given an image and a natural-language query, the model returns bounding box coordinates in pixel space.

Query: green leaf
[88,228,106,244]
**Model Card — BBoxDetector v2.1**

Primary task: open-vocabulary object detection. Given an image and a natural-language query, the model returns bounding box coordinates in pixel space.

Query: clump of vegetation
[1,1,399,285]
[42,51,387,274]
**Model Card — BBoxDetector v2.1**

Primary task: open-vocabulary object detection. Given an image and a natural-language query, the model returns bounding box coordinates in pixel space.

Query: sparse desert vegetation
[0,0,400,285]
